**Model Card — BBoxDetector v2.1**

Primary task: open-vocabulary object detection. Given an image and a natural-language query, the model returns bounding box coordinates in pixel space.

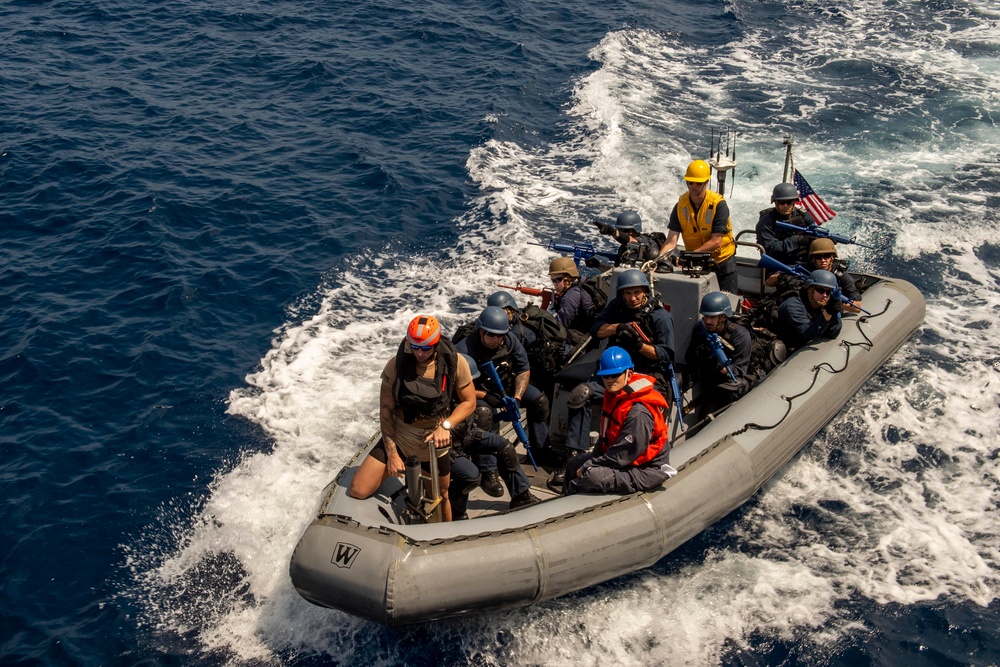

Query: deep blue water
[3,0,999,664]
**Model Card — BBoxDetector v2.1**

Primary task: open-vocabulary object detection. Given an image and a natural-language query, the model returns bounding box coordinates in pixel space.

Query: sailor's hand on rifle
[585,256,602,268]
[825,298,844,316]
[615,323,643,353]
[797,235,813,249]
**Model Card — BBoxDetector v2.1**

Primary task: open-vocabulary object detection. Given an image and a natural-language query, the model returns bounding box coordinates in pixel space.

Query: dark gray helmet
[615,268,650,294]
[699,291,732,318]
[616,210,642,233]
[460,353,481,380]
[806,269,838,291]
[477,306,511,335]
[771,182,799,203]
[486,290,518,311]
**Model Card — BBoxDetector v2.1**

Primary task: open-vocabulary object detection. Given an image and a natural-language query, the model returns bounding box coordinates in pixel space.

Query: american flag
[793,169,836,224]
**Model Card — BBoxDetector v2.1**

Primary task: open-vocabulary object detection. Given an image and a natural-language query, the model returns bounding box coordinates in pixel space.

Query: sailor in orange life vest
[348,315,477,522]
[563,346,677,495]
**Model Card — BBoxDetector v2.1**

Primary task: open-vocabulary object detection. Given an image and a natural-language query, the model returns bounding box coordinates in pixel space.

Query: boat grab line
[728,298,890,437]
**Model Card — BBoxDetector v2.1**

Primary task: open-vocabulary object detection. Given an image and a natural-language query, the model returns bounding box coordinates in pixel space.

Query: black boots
[480,469,504,497]
[509,490,540,509]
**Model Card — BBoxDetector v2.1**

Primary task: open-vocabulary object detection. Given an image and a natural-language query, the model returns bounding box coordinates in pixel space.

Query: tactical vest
[392,337,459,423]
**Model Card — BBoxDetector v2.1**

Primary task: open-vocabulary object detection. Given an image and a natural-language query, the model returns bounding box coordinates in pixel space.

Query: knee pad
[566,383,594,409]
[770,340,788,366]
[474,405,494,431]
[497,441,520,472]
[532,393,550,422]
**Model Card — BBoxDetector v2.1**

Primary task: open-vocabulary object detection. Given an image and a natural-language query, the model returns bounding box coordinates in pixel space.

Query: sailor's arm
[656,229,681,260]
[512,370,530,402]
[427,380,476,449]
[585,406,655,471]
[379,379,405,476]
[692,232,726,253]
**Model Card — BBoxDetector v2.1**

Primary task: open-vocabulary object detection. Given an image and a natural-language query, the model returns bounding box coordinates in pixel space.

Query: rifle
[625,323,685,432]
[666,363,686,434]
[699,321,738,383]
[497,282,553,310]
[758,254,871,315]
[480,361,538,471]
[775,220,875,249]
[529,241,619,267]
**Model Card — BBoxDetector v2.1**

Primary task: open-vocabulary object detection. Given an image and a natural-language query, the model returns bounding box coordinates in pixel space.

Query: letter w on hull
[331,542,361,569]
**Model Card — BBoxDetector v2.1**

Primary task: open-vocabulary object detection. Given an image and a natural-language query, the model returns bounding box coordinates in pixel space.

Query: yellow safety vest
[676,190,735,263]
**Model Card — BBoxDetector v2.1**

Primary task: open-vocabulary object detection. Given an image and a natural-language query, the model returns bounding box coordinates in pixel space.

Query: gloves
[825,298,844,316]
[615,323,643,353]
[585,256,602,268]
[595,221,617,236]
[797,234,814,248]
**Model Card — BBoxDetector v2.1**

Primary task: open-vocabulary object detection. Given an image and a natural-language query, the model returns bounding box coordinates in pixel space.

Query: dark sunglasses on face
[483,331,505,339]
[813,254,835,260]
[410,343,436,351]
[813,287,833,296]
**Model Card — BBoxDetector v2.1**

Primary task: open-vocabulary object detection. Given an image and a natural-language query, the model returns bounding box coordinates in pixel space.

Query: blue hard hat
[616,210,642,233]
[615,268,650,294]
[477,306,511,335]
[460,353,480,380]
[699,291,732,318]
[486,290,518,311]
[806,269,838,291]
[596,346,634,376]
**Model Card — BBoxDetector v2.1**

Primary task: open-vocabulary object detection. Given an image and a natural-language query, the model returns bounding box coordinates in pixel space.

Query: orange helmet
[406,315,441,348]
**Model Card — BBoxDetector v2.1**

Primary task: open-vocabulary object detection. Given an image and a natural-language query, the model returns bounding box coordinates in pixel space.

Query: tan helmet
[548,256,579,278]
[684,159,712,183]
[808,238,837,257]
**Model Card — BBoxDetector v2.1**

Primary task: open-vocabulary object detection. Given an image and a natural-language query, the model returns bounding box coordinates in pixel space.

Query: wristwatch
[441,420,452,431]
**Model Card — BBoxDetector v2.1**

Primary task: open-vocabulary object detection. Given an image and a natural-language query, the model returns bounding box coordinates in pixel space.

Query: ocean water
[2,0,999,664]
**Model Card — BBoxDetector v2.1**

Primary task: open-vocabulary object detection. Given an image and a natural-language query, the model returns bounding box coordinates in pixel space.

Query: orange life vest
[598,373,669,465]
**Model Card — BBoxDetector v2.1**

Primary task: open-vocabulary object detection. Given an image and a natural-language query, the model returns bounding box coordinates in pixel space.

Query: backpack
[517,304,570,381]
[730,311,788,384]
[579,274,610,319]
[450,320,477,346]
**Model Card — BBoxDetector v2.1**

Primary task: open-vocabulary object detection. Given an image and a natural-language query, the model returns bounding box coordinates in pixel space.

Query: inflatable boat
[288,250,925,626]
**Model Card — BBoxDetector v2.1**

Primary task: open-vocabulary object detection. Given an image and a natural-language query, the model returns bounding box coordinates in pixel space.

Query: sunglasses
[813,254,836,260]
[551,276,570,284]
[775,200,797,206]
[813,287,833,296]
[482,331,505,339]
[409,343,436,351]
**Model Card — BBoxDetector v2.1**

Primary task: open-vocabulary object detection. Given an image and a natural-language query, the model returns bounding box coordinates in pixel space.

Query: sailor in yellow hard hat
[657,160,738,292]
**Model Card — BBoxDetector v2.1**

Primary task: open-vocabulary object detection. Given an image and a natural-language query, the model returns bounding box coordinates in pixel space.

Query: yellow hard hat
[684,159,712,183]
